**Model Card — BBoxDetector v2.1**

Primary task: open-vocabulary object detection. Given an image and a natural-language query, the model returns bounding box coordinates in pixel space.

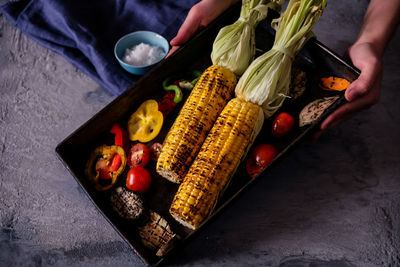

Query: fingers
[166,46,180,57]
[320,103,355,131]
[313,80,380,142]
[320,84,379,132]
[313,42,382,141]
[346,67,377,102]
[312,104,357,142]
[320,100,362,131]
[346,50,381,102]
[170,7,202,47]
[169,0,237,56]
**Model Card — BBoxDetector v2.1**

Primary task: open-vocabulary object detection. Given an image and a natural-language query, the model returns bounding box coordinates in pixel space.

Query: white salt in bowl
[114,31,169,75]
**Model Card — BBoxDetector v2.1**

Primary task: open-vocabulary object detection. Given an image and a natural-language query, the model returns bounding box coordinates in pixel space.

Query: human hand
[167,0,238,56]
[313,42,382,140]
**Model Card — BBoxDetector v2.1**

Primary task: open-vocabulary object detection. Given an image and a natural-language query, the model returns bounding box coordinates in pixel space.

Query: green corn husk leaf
[235,0,327,118]
[211,0,284,76]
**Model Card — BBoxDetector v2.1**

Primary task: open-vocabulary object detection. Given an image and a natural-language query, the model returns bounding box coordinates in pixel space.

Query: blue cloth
[1,0,199,95]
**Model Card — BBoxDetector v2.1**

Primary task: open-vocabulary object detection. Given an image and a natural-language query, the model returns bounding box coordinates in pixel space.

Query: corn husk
[235,0,327,117]
[211,0,284,76]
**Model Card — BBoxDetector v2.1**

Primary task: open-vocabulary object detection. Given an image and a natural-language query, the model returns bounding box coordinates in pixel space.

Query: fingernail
[346,88,355,101]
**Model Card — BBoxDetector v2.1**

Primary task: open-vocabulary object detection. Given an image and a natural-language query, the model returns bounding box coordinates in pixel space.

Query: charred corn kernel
[156,65,237,183]
[169,98,264,229]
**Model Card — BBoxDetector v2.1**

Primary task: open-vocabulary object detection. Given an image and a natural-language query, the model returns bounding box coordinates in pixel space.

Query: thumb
[345,62,378,102]
[170,9,202,46]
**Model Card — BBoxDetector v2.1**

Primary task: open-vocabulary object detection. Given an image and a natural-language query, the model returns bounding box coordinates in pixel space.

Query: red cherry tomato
[246,144,277,178]
[254,144,278,167]
[150,143,163,161]
[126,166,152,193]
[272,112,295,138]
[127,143,150,168]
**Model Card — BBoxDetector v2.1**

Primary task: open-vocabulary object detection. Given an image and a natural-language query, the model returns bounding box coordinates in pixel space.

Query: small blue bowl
[114,31,169,75]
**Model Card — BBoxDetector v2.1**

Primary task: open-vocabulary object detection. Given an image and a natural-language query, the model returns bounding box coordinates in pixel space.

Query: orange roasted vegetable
[127,100,163,143]
[319,76,350,91]
[85,145,126,191]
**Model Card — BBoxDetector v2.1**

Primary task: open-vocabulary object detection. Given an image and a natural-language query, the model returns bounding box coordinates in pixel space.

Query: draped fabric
[1,0,199,95]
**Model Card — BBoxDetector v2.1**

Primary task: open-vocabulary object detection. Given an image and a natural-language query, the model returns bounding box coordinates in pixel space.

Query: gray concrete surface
[1,0,399,266]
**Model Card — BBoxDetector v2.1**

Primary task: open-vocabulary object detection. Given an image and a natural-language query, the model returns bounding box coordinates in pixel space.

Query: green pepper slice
[162,78,183,103]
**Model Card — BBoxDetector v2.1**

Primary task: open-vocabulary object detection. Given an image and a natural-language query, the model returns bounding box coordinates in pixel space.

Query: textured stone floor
[1,0,399,266]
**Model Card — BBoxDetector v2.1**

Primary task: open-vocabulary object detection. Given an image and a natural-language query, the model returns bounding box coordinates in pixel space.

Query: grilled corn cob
[169,98,264,229]
[156,65,237,183]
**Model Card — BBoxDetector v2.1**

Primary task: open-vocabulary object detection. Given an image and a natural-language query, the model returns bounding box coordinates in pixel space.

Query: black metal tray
[56,4,360,266]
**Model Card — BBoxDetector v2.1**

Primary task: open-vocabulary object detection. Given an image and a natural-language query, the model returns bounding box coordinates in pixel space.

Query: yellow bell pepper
[128,99,163,143]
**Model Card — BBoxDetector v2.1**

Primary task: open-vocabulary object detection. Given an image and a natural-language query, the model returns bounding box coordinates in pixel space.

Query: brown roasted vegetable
[319,76,350,91]
[299,96,339,127]
[85,145,126,191]
[138,211,179,257]
[110,187,144,220]
[289,68,307,99]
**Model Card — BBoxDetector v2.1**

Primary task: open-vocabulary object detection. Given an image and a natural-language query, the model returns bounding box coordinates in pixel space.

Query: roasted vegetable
[127,143,150,168]
[162,78,183,103]
[126,166,152,193]
[169,98,264,229]
[299,96,339,127]
[85,145,126,191]
[178,70,202,90]
[138,211,179,257]
[289,68,307,99]
[272,112,295,138]
[110,187,144,220]
[158,92,176,118]
[150,143,162,161]
[156,65,237,183]
[169,0,327,229]
[246,144,277,178]
[128,100,164,143]
[319,76,350,91]
[157,0,283,184]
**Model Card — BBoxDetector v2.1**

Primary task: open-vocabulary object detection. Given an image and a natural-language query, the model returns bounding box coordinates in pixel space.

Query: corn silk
[235,0,327,118]
[211,0,284,76]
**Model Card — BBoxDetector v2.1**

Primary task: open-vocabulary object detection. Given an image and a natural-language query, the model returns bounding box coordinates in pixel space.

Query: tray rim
[154,40,361,266]
[55,8,360,267]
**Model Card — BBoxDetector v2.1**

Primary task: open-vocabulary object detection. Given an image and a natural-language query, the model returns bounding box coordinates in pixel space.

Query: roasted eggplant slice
[299,96,339,127]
